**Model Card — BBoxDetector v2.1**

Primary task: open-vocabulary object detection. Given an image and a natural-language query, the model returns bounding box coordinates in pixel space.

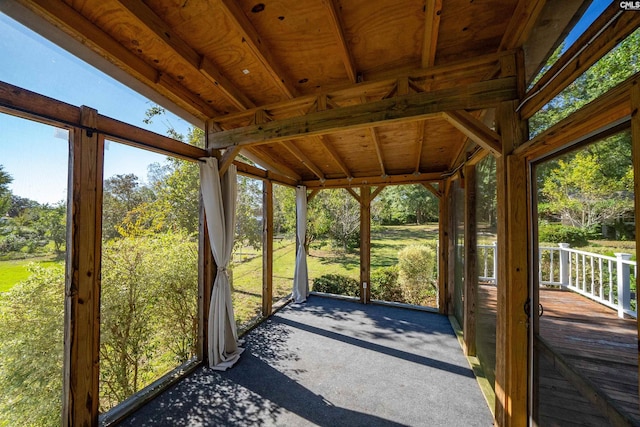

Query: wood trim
[303,171,444,189]
[520,4,640,119]
[360,186,371,304]
[208,77,518,148]
[63,109,103,426]
[262,180,273,316]
[217,0,298,98]
[443,110,502,157]
[370,128,386,176]
[422,0,442,68]
[323,0,357,83]
[463,164,477,357]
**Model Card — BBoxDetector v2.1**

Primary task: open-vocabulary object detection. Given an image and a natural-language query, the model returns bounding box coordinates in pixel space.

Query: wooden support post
[360,186,371,304]
[494,100,529,427]
[63,107,103,426]
[630,78,640,398]
[262,180,273,316]
[446,180,457,315]
[463,164,477,356]
[438,179,450,314]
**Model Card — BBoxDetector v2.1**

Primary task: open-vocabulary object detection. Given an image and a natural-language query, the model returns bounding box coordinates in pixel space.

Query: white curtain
[292,185,309,303]
[200,157,243,370]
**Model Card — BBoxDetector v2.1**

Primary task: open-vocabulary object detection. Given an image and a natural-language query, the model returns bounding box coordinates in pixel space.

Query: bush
[312,274,359,297]
[538,223,589,247]
[397,244,437,305]
[370,266,403,302]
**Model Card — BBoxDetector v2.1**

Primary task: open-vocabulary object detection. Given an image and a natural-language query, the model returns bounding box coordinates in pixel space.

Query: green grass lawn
[0,258,61,292]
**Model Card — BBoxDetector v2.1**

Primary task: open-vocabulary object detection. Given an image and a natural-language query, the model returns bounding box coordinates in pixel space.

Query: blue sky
[0,1,613,204]
[0,13,193,204]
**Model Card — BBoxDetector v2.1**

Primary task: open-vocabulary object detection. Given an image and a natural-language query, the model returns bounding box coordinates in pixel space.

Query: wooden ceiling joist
[422,0,442,68]
[239,147,302,181]
[303,171,444,189]
[115,0,254,111]
[369,128,387,176]
[15,0,218,120]
[233,160,298,187]
[442,110,502,157]
[217,0,298,98]
[318,136,353,178]
[415,121,426,173]
[323,0,357,83]
[499,0,547,51]
[209,76,518,148]
[520,3,640,119]
[281,143,326,180]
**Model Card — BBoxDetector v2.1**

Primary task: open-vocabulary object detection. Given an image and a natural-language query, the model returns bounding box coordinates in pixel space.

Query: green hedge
[312,274,359,297]
[538,224,589,247]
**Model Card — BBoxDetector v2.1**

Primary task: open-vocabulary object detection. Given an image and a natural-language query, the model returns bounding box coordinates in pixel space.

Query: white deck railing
[477,243,637,319]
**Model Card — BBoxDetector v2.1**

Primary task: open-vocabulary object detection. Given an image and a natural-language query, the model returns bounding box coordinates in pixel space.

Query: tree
[234,176,263,252]
[374,185,438,225]
[39,202,66,254]
[102,174,154,239]
[476,155,497,229]
[0,165,12,217]
[309,189,360,251]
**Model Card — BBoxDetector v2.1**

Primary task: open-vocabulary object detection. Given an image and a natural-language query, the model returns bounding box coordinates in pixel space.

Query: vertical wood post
[495,100,529,427]
[630,77,640,408]
[360,186,371,304]
[438,179,450,313]
[262,180,274,316]
[63,107,103,426]
[446,180,457,314]
[463,164,477,356]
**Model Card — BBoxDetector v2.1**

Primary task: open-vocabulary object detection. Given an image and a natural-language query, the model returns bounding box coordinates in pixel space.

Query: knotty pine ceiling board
[337,0,424,75]
[327,129,387,178]
[146,0,288,110]
[257,142,311,177]
[237,0,351,95]
[434,0,519,66]
[418,118,462,172]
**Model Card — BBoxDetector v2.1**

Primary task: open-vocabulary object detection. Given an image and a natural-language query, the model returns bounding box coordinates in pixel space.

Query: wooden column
[446,180,457,314]
[262,180,273,316]
[438,179,450,314]
[63,107,103,426]
[494,100,529,427]
[360,186,371,304]
[631,79,640,401]
[463,164,477,356]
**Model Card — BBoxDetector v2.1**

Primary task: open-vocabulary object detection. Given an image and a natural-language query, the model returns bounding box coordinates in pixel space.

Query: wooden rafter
[303,171,444,189]
[116,0,254,111]
[422,0,442,68]
[323,0,357,83]
[217,0,298,98]
[318,136,353,178]
[499,0,547,51]
[208,77,518,148]
[240,147,302,181]
[442,110,502,157]
[281,143,326,180]
[369,128,386,176]
[520,3,640,119]
[219,146,241,176]
[233,160,298,187]
[14,0,218,120]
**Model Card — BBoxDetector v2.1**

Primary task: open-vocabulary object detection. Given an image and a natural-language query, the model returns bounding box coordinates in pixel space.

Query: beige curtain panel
[292,185,309,303]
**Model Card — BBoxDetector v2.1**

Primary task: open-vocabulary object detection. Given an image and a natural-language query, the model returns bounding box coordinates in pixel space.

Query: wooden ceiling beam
[345,187,361,203]
[303,171,444,189]
[318,136,353,178]
[217,0,298,98]
[219,146,241,176]
[323,0,357,83]
[369,128,387,176]
[281,143,326,180]
[422,182,442,199]
[15,0,218,120]
[442,110,502,157]
[422,0,442,68]
[240,147,302,181]
[520,3,640,119]
[116,0,254,111]
[233,160,298,187]
[208,77,517,148]
[499,0,547,51]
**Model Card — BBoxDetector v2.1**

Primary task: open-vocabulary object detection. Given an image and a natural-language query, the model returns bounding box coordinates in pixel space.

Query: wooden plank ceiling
[15,0,576,188]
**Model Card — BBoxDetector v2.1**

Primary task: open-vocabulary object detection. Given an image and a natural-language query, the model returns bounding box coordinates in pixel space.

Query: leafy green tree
[476,155,497,229]
[0,264,65,426]
[0,165,12,217]
[309,189,360,251]
[102,174,154,240]
[374,185,438,225]
[39,202,66,254]
[234,176,263,252]
[273,184,296,236]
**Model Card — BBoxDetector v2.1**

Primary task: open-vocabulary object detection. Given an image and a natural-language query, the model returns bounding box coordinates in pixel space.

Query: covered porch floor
[120,295,493,426]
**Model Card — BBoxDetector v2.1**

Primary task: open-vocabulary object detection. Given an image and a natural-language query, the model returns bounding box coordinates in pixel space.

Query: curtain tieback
[217,266,228,273]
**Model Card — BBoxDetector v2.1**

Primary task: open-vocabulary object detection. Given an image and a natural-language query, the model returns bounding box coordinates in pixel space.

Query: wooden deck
[478,285,639,425]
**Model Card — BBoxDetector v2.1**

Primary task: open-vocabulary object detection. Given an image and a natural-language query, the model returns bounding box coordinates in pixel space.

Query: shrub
[538,223,589,247]
[370,266,403,302]
[397,244,437,305]
[312,274,359,297]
